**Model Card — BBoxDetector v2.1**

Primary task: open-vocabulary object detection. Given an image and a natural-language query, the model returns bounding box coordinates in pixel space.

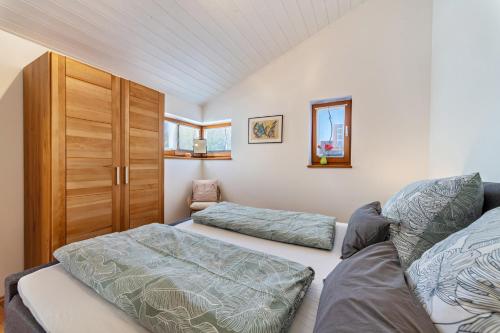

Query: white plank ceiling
[0,0,366,104]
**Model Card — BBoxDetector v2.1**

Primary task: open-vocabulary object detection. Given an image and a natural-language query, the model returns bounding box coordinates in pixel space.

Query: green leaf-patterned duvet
[192,202,336,250]
[54,223,314,333]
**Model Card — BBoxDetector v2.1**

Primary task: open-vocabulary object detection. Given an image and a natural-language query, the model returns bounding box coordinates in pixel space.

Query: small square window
[178,125,200,151]
[316,106,345,158]
[204,126,232,152]
[311,99,352,168]
[164,121,178,151]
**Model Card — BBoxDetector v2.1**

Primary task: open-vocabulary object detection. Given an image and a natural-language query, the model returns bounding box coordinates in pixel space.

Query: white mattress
[18,220,347,333]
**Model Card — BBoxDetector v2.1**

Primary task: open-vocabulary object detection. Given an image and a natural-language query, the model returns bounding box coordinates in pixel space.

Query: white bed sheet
[18,220,347,333]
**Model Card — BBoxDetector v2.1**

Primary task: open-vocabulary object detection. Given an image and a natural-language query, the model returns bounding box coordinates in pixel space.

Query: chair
[188,180,222,215]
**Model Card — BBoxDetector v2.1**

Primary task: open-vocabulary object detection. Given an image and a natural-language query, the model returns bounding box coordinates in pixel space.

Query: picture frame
[248,115,283,144]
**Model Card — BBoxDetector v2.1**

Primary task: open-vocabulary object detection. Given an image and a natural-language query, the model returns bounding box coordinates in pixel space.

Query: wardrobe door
[64,58,121,243]
[122,80,164,229]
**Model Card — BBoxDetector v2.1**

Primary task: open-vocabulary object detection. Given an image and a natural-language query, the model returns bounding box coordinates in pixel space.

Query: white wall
[202,0,433,222]
[0,30,47,297]
[164,95,203,224]
[429,0,500,182]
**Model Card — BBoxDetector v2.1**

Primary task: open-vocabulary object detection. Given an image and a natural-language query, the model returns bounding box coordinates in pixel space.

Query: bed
[5,220,347,333]
[5,182,500,333]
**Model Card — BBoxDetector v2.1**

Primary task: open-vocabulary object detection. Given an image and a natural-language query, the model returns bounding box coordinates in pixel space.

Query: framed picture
[248,115,283,144]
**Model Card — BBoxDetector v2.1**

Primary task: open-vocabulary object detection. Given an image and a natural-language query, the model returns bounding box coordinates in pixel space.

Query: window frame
[310,99,352,168]
[164,117,231,159]
[203,122,232,158]
[163,119,179,152]
[164,117,201,156]
[177,124,201,152]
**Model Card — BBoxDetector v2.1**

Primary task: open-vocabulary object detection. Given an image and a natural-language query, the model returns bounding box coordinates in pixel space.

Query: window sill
[164,155,232,161]
[307,164,352,169]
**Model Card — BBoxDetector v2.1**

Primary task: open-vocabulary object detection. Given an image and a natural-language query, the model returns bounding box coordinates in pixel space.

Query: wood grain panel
[120,80,130,231]
[130,159,159,191]
[130,81,158,103]
[125,81,164,229]
[24,53,123,267]
[66,57,111,89]
[129,128,159,160]
[66,117,112,158]
[50,53,67,253]
[64,59,120,244]
[67,227,113,244]
[158,94,165,224]
[66,77,112,123]
[66,158,113,196]
[23,52,51,268]
[111,76,121,234]
[129,95,158,131]
[130,188,160,228]
[66,193,113,243]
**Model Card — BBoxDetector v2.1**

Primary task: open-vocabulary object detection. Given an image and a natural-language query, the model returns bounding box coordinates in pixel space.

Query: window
[178,125,200,151]
[204,124,231,152]
[164,117,231,159]
[164,118,201,156]
[164,121,178,150]
[310,99,352,168]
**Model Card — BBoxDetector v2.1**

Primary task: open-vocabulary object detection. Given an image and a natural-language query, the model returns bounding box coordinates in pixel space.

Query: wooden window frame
[309,99,352,168]
[164,117,201,156]
[203,122,232,158]
[164,117,232,160]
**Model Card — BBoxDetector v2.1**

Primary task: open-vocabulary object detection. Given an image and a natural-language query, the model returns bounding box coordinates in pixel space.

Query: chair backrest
[483,182,500,214]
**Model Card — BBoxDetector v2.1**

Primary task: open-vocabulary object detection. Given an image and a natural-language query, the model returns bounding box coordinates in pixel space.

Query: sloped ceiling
[0,0,366,104]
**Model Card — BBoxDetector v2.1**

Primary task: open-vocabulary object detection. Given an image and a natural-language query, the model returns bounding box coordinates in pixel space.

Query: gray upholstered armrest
[4,261,58,305]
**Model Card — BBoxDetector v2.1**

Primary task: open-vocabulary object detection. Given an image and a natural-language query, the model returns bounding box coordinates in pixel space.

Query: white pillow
[406,207,500,333]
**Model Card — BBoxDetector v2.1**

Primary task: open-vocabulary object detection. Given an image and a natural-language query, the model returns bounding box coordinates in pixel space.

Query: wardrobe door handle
[124,166,129,185]
[115,166,120,185]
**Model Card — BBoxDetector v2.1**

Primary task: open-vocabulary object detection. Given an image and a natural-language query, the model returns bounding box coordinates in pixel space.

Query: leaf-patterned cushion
[406,207,500,333]
[382,173,483,268]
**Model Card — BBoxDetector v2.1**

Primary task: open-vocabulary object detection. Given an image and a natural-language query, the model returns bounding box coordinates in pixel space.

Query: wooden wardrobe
[24,52,164,268]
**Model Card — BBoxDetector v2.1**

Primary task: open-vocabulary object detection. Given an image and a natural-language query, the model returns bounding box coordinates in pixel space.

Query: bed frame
[4,183,500,333]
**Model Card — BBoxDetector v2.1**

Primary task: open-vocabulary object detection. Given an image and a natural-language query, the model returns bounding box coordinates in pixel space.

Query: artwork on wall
[248,115,283,144]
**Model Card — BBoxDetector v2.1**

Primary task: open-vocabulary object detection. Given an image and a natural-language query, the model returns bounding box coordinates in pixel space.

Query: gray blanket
[54,223,314,333]
[192,202,336,250]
